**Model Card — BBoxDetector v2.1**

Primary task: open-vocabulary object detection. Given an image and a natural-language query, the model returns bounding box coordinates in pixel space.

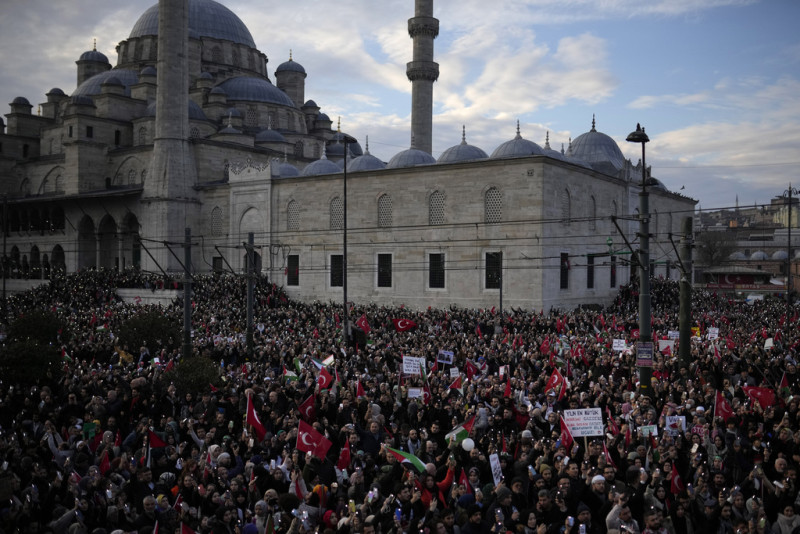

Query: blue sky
[1,0,798,212]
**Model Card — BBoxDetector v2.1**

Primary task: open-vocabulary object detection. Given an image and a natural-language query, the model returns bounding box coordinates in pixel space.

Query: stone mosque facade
[0,0,695,311]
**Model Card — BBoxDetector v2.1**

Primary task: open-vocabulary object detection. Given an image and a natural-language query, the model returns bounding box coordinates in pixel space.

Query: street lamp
[783,184,798,323]
[626,124,654,399]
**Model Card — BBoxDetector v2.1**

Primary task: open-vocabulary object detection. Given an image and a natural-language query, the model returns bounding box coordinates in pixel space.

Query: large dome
[129,0,257,48]
[438,127,488,164]
[569,116,625,173]
[72,69,140,98]
[387,148,436,169]
[490,122,544,159]
[216,76,295,107]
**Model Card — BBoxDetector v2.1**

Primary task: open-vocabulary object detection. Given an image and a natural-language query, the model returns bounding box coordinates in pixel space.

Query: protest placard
[563,408,604,437]
[402,355,426,375]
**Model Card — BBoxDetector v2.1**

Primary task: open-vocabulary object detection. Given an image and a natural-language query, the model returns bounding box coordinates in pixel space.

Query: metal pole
[183,227,192,358]
[342,139,349,346]
[499,253,503,317]
[679,216,693,370]
[785,184,798,333]
[2,194,6,326]
[246,232,254,356]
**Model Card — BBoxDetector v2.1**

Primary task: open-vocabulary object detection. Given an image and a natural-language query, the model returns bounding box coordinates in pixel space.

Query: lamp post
[342,136,350,346]
[783,184,798,324]
[626,124,654,399]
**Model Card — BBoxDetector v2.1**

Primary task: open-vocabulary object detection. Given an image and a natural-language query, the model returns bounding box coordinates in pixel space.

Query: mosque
[0,0,695,311]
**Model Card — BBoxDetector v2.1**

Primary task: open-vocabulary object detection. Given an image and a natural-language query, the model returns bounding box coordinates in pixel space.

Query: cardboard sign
[665,416,686,436]
[402,355,426,375]
[640,424,658,437]
[489,453,503,485]
[668,330,680,339]
[612,339,627,352]
[563,408,604,437]
[707,327,719,340]
[450,367,459,378]
[407,387,423,399]
[437,350,454,364]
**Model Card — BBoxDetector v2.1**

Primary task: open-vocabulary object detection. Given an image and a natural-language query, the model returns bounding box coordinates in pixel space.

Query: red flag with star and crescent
[559,416,573,451]
[392,318,418,332]
[246,392,267,441]
[743,386,775,410]
[336,437,351,470]
[317,367,334,389]
[715,390,734,422]
[356,314,371,334]
[298,394,317,421]
[297,420,332,460]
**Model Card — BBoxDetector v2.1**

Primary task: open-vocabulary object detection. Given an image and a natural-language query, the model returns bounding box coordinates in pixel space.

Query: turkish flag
[465,360,479,381]
[298,395,316,421]
[356,314,371,334]
[631,329,640,339]
[392,318,418,332]
[715,390,734,422]
[317,367,334,389]
[246,392,267,441]
[559,416,573,451]
[544,368,565,395]
[743,386,776,410]
[670,463,685,495]
[337,438,351,470]
[297,420,332,460]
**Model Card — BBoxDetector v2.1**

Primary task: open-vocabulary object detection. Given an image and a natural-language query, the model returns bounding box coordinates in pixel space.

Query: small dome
[129,0,256,48]
[11,96,31,106]
[277,162,300,178]
[301,154,341,176]
[542,132,570,162]
[216,76,294,107]
[218,125,241,134]
[209,86,227,95]
[387,147,436,169]
[199,72,213,79]
[255,129,288,143]
[79,49,109,63]
[140,66,157,76]
[276,56,306,75]
[491,121,544,158]
[647,177,668,192]
[145,100,207,121]
[102,76,123,86]
[750,251,768,261]
[728,252,747,261]
[438,126,488,164]
[569,115,625,173]
[73,69,139,98]
[47,88,66,96]
[303,99,318,108]
[349,153,386,172]
[772,250,789,261]
[316,112,331,122]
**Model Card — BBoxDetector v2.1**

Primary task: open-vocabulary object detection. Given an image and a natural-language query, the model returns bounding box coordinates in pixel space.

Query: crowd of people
[1,269,799,534]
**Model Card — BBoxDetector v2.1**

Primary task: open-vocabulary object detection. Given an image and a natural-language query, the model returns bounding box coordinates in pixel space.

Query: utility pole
[246,232,254,356]
[679,216,693,370]
[182,227,192,358]
[626,124,654,399]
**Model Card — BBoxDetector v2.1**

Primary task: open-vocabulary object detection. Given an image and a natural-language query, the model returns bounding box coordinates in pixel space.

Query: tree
[161,353,221,395]
[694,230,737,267]
[0,339,61,385]
[7,309,66,347]
[115,310,181,356]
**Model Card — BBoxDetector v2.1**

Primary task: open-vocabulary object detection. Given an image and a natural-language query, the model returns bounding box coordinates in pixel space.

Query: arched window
[485,187,502,223]
[429,190,444,225]
[211,207,223,236]
[190,127,200,139]
[246,106,257,127]
[128,169,136,185]
[561,189,571,225]
[589,196,597,231]
[138,127,147,145]
[330,197,343,230]
[377,194,392,228]
[294,141,304,158]
[287,200,300,231]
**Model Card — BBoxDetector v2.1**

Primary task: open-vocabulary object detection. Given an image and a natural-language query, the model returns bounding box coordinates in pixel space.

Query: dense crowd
[1,269,799,534]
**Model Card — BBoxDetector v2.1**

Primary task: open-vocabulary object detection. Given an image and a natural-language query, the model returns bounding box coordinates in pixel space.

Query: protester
[0,269,798,534]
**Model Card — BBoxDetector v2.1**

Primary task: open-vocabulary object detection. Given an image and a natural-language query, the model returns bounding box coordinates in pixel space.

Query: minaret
[143,0,198,272]
[406,0,439,154]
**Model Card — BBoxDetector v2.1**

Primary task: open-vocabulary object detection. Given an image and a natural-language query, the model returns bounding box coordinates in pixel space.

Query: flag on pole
[602,442,616,469]
[297,420,332,460]
[385,446,427,473]
[283,365,298,382]
[670,463,685,494]
[246,392,267,441]
[393,318,418,332]
[459,468,471,494]
[298,395,316,421]
[356,380,366,398]
[559,416,574,451]
[444,415,476,445]
[317,367,334,389]
[714,390,734,422]
[448,375,463,395]
[743,386,775,410]
[336,438,351,470]
[356,314,371,334]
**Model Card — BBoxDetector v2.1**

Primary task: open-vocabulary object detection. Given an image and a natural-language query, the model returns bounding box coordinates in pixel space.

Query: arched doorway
[30,246,41,279]
[51,245,66,275]
[77,215,96,270]
[98,215,118,270]
[121,212,141,270]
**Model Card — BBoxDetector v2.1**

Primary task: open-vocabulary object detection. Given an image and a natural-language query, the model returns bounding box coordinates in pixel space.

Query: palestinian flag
[444,415,476,445]
[385,447,426,473]
[283,365,298,382]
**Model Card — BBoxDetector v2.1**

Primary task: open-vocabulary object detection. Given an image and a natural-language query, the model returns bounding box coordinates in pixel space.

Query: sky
[1,0,799,212]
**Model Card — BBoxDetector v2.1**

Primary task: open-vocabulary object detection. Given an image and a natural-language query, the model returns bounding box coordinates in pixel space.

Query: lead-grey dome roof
[73,69,139,98]
[387,147,436,169]
[569,116,625,173]
[728,251,747,260]
[216,76,294,107]
[12,97,31,106]
[276,162,300,178]
[47,88,66,96]
[491,122,544,158]
[276,58,306,75]
[301,154,342,176]
[129,0,256,48]
[79,49,109,63]
[750,251,768,261]
[145,100,208,121]
[438,126,488,164]
[255,128,288,143]
[772,250,788,260]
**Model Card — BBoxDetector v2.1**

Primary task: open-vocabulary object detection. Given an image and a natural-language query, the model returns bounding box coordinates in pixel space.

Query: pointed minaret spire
[591,114,596,132]
[337,116,341,133]
[561,143,565,155]
[515,120,522,139]
[227,111,233,128]
[567,137,573,156]
[93,38,97,51]
[321,142,328,160]
[283,148,288,162]
[461,125,467,145]
[289,49,293,61]
[544,131,551,150]
[365,135,371,155]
